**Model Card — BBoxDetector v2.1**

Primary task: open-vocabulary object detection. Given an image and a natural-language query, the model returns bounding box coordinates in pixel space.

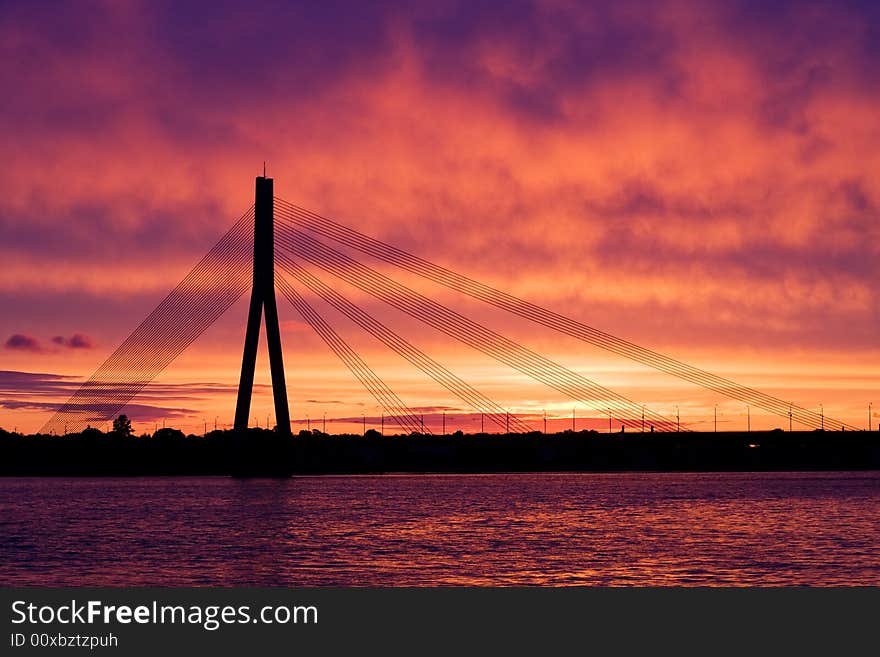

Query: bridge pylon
[233,175,291,434]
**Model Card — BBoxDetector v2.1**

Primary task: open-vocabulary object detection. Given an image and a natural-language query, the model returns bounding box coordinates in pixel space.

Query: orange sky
[1,1,877,434]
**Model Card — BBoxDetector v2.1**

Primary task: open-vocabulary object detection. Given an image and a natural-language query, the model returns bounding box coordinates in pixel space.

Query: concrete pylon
[233,176,291,434]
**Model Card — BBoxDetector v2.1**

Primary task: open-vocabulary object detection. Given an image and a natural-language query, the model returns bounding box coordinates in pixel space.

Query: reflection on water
[1,472,878,586]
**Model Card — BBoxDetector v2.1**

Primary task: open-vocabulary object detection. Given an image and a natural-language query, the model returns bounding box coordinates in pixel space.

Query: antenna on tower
[263,161,267,177]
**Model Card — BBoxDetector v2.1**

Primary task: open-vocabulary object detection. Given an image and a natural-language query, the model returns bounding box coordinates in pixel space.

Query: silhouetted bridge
[41,175,858,436]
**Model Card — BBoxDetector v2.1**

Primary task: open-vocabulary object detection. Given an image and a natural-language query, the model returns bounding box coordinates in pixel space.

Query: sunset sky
[1,0,877,434]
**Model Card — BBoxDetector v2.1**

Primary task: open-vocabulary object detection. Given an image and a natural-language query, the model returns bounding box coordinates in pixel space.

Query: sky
[1,0,877,434]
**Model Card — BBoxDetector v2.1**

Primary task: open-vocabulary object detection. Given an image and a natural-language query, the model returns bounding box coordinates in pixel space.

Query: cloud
[0,370,262,401]
[4,334,43,353]
[50,333,94,349]
[0,370,71,392]
[408,405,462,413]
[0,370,265,430]
[3,333,95,353]
[0,399,195,423]
[315,410,642,433]
[0,0,877,431]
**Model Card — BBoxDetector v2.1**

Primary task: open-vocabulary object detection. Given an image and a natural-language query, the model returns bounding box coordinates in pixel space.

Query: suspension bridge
[41,175,859,437]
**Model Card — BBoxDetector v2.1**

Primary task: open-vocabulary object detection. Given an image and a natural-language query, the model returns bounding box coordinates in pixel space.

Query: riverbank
[1,428,878,475]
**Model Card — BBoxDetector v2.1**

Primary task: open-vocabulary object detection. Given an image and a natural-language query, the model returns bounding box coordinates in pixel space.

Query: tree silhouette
[153,427,184,441]
[112,414,133,437]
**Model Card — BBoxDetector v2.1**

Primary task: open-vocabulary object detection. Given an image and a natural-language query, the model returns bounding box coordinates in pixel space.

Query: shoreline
[2,429,878,476]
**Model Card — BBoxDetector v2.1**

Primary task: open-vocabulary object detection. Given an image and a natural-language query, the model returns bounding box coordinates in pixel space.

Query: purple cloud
[4,334,42,353]
[0,399,195,424]
[51,334,94,349]
[0,370,259,401]
[68,334,93,349]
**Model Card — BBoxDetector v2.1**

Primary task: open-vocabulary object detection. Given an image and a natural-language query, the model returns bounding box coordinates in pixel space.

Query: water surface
[1,472,878,586]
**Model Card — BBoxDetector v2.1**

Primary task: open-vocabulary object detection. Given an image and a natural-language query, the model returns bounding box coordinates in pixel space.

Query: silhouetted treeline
[1,426,879,476]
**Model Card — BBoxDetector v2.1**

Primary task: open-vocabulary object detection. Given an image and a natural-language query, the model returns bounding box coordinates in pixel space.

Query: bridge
[41,175,858,436]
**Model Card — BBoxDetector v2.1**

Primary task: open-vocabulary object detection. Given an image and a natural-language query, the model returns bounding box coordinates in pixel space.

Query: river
[2,472,878,586]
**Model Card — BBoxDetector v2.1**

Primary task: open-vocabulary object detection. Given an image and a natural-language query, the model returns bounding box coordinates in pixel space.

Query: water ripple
[1,472,878,586]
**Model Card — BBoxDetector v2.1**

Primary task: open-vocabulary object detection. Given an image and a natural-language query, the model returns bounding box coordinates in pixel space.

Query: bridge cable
[277,253,532,433]
[274,199,855,431]
[42,227,251,433]
[276,228,675,431]
[43,223,252,433]
[43,225,252,426]
[275,226,679,431]
[43,215,254,422]
[41,209,255,434]
[275,275,424,435]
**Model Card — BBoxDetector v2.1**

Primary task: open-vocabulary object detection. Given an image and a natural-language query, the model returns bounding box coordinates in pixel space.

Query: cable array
[276,198,856,431]
[278,254,532,433]
[41,209,255,435]
[275,223,679,431]
[276,275,425,434]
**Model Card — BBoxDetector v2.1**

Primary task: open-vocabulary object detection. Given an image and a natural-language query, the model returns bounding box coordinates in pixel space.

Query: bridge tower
[233,175,291,434]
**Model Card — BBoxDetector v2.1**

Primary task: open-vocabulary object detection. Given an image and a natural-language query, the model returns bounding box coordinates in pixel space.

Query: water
[1,472,878,586]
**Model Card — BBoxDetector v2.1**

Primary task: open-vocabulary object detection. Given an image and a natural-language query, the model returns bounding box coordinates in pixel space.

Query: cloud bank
[1,0,877,430]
